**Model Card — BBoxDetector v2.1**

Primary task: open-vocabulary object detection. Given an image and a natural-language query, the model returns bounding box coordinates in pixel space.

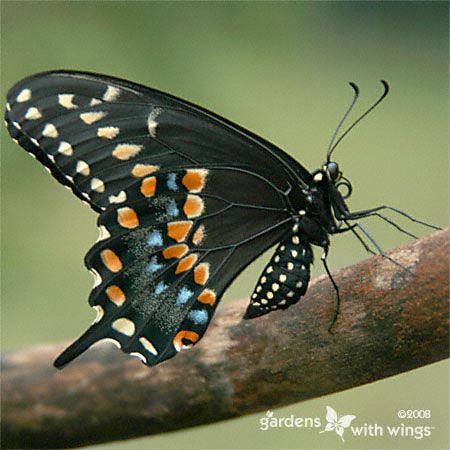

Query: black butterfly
[5,72,438,368]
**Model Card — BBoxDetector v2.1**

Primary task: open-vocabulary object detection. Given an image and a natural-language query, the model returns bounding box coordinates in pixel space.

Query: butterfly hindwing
[54,167,292,367]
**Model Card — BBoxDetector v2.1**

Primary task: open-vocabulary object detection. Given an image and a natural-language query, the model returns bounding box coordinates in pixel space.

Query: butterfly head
[312,161,352,201]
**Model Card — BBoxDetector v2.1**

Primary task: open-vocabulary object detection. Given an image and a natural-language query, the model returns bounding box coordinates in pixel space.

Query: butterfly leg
[321,246,341,332]
[343,205,441,231]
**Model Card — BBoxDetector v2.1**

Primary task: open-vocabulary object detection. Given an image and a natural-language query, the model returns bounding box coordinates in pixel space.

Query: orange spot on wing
[182,169,208,192]
[140,176,157,197]
[183,195,204,218]
[162,244,189,259]
[175,253,198,274]
[117,207,139,229]
[192,225,205,245]
[132,164,159,177]
[173,330,199,352]
[100,249,122,272]
[198,288,216,306]
[106,285,126,306]
[167,221,192,242]
[194,262,210,285]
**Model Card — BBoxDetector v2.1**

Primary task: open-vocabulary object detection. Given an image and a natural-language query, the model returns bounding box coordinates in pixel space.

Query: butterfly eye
[336,177,352,199]
[326,161,340,181]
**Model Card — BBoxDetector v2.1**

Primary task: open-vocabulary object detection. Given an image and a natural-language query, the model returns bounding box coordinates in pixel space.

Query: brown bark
[1,229,449,449]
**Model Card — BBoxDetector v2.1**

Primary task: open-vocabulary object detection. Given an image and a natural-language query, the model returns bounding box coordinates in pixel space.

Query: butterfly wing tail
[54,327,100,368]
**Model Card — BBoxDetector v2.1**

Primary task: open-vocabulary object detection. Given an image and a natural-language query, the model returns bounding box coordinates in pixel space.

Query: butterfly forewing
[5,71,314,367]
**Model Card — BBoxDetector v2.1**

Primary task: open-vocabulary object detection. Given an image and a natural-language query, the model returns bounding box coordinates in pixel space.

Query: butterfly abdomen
[244,223,313,319]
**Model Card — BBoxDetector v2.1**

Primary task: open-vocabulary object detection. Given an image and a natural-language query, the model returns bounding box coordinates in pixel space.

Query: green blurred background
[1,1,448,449]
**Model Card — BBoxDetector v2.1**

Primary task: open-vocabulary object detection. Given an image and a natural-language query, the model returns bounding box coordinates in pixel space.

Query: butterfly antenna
[328,80,390,160]
[326,82,360,162]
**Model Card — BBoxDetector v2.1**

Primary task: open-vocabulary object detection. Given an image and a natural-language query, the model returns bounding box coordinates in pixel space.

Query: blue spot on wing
[155,281,168,294]
[188,309,208,325]
[166,198,179,218]
[147,230,163,247]
[146,256,163,273]
[167,173,178,191]
[176,286,193,305]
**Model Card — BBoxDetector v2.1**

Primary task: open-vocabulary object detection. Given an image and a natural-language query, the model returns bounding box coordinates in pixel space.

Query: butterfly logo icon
[320,406,356,442]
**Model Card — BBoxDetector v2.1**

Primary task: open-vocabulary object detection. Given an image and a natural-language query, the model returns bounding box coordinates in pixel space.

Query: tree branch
[1,229,449,449]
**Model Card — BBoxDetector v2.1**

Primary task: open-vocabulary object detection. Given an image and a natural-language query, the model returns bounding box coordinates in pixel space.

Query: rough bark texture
[1,229,449,449]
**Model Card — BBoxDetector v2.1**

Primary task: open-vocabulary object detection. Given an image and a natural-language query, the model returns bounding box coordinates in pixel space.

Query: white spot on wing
[80,111,106,124]
[91,177,105,193]
[96,338,121,349]
[147,107,162,138]
[112,143,142,160]
[92,305,104,324]
[25,107,42,120]
[89,268,102,287]
[103,85,120,102]
[109,190,127,204]
[58,94,77,109]
[97,126,120,139]
[130,352,147,363]
[96,225,111,242]
[139,337,159,355]
[112,318,135,336]
[17,89,31,102]
[58,141,73,156]
[90,98,102,106]
[76,160,90,176]
[42,123,58,138]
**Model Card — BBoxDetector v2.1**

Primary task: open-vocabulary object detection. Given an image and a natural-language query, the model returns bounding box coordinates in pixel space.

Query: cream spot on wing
[96,225,111,242]
[58,94,77,109]
[92,305,104,324]
[90,98,102,106]
[97,126,120,139]
[13,121,21,130]
[6,102,11,111]
[139,337,158,355]
[76,160,90,176]
[112,143,142,160]
[65,175,74,183]
[89,268,102,287]
[17,89,31,102]
[97,338,121,349]
[91,177,105,192]
[109,191,127,204]
[112,318,135,336]
[131,164,160,177]
[30,137,39,146]
[80,111,106,124]
[25,107,42,120]
[103,85,120,102]
[130,352,147,363]
[279,274,287,282]
[58,141,73,156]
[147,107,162,138]
[42,123,58,138]
[48,154,55,163]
